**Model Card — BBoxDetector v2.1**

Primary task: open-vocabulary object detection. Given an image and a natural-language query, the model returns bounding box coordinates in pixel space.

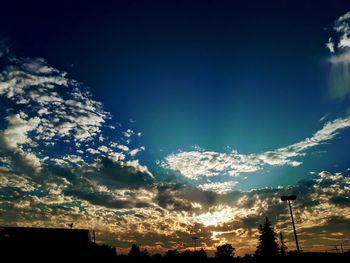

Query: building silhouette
[0,226,115,260]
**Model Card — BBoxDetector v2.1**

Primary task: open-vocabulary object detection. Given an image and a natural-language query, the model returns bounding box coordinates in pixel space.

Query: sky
[1,0,350,256]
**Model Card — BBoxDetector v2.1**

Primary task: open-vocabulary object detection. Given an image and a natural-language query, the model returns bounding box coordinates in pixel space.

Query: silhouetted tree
[151,253,163,259]
[255,217,280,257]
[279,232,288,255]
[215,243,235,258]
[95,244,117,259]
[197,248,208,258]
[243,254,253,262]
[165,249,181,258]
[128,244,141,257]
[181,250,194,258]
[141,248,150,257]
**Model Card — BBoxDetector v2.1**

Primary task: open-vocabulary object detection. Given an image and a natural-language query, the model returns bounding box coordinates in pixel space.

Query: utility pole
[191,237,199,252]
[334,245,339,253]
[340,241,344,253]
[281,195,300,253]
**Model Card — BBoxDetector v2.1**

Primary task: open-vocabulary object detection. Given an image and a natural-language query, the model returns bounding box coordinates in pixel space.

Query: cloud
[0,44,160,240]
[0,44,149,176]
[326,11,350,99]
[326,38,335,53]
[2,169,348,256]
[154,183,215,212]
[198,181,238,194]
[129,146,145,157]
[1,113,40,149]
[162,116,350,184]
[0,41,349,256]
[0,52,108,145]
[0,112,42,173]
[319,113,330,122]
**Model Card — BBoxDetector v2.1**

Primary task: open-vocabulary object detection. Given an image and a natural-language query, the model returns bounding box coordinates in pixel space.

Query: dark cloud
[330,196,350,206]
[96,157,155,189]
[155,183,217,212]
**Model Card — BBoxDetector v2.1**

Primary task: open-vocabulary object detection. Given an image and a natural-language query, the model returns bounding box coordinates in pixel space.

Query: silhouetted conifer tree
[279,232,288,255]
[128,244,141,257]
[255,217,280,257]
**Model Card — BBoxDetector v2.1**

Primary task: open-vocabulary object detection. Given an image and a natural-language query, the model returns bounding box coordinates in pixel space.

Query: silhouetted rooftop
[0,226,95,259]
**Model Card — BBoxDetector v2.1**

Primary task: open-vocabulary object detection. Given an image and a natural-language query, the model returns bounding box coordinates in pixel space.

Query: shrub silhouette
[215,243,235,258]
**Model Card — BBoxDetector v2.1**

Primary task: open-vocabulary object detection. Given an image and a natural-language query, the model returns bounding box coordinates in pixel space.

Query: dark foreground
[1,226,349,262]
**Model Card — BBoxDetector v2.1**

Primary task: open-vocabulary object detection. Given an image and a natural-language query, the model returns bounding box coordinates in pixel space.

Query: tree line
[108,216,349,262]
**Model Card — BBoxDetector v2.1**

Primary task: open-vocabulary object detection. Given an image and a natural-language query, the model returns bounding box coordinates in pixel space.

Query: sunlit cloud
[198,181,238,194]
[162,117,350,186]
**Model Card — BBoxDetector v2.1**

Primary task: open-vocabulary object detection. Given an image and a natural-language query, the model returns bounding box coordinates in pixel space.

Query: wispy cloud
[319,113,330,122]
[162,116,350,183]
[326,11,350,99]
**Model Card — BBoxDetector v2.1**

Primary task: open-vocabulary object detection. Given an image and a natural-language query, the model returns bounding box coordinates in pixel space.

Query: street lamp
[281,195,300,253]
[191,237,199,251]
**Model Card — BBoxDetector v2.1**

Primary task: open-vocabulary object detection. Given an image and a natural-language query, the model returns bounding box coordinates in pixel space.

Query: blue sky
[1,0,350,255]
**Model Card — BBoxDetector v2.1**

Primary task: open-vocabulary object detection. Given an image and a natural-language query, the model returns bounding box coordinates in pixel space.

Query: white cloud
[98,145,110,153]
[0,112,42,172]
[129,146,145,157]
[0,48,148,175]
[107,151,126,162]
[327,11,350,99]
[326,37,335,53]
[0,168,38,192]
[0,57,108,144]
[319,113,330,122]
[123,129,134,138]
[123,159,154,178]
[198,181,238,194]
[163,117,350,180]
[1,113,40,149]
[22,152,42,172]
[86,148,100,155]
[196,206,233,227]
[109,142,130,151]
